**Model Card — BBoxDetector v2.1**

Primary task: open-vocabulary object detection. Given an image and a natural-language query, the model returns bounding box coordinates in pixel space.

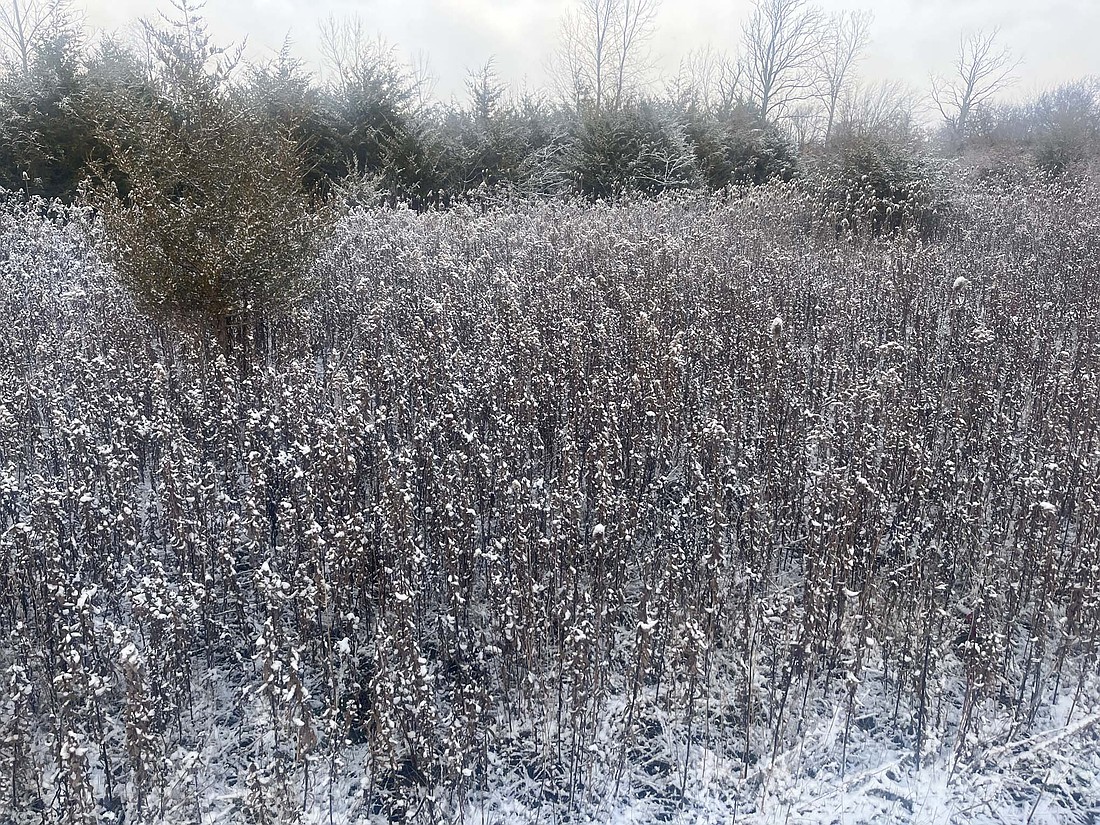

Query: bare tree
[553,0,613,110]
[318,13,371,91]
[120,19,158,84]
[786,102,822,148]
[611,0,659,108]
[0,0,77,73]
[409,48,436,111]
[835,79,917,143]
[318,14,432,113]
[740,0,825,124]
[931,27,1021,147]
[552,0,660,111]
[666,44,745,117]
[1031,78,1100,172]
[814,9,871,142]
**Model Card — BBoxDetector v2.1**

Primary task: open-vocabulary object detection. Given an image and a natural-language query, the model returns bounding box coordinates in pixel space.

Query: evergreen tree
[89,0,329,352]
[0,24,93,199]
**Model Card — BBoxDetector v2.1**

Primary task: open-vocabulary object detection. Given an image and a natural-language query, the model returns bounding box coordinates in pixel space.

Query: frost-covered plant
[1,176,1100,822]
[566,103,697,199]
[810,133,952,238]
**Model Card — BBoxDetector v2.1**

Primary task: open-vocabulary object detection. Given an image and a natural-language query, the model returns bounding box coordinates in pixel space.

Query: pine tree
[89,0,329,354]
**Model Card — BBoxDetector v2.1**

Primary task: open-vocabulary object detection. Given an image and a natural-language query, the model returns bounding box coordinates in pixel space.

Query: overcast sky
[80,0,1100,104]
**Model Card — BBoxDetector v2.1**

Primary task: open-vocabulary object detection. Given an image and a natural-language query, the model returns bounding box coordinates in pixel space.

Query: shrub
[378,117,455,209]
[566,103,696,200]
[809,134,949,238]
[88,2,328,350]
[0,32,97,200]
[685,113,798,189]
[1031,78,1100,176]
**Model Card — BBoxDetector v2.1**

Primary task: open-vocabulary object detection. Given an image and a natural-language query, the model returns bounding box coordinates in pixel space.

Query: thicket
[1,177,1099,822]
[3,8,1097,222]
[807,133,951,238]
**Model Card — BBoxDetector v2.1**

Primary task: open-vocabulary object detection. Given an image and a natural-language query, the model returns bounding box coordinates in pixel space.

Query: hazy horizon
[78,0,1100,106]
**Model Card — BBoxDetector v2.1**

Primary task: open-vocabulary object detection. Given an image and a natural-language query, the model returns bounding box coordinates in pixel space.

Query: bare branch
[835,79,918,143]
[740,0,826,123]
[551,0,660,112]
[666,44,745,117]
[930,27,1021,147]
[612,0,659,108]
[814,9,871,141]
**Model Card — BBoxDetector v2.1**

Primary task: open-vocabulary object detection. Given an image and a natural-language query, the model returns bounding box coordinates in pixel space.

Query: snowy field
[1,184,1099,823]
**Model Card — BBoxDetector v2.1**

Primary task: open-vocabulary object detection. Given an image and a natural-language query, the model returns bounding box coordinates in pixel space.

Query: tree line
[0,0,1097,208]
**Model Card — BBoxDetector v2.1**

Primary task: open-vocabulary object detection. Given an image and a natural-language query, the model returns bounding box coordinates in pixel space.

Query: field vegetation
[3,1,1100,823]
[2,175,1100,822]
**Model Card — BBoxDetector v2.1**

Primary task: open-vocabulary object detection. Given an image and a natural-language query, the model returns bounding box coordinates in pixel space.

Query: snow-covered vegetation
[2,178,1099,823]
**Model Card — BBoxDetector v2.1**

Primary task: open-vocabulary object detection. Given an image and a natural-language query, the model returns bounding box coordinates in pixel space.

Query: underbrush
[1,183,1099,823]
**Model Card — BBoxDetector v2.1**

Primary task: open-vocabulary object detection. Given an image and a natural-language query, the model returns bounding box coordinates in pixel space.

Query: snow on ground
[103,651,1098,824]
